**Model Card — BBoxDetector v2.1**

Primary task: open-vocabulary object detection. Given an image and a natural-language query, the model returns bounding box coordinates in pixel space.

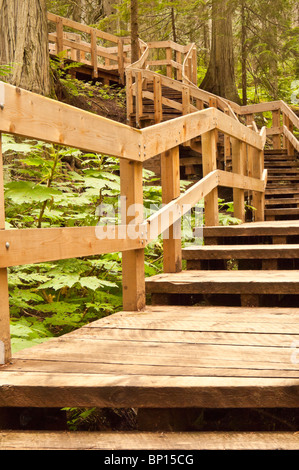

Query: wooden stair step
[264,149,288,155]
[182,244,299,260]
[267,168,299,173]
[198,220,299,239]
[145,270,299,295]
[265,161,299,167]
[1,430,299,450]
[265,198,299,206]
[265,208,299,216]
[266,188,299,195]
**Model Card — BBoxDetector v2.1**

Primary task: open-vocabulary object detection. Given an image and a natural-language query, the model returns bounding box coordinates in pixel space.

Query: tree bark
[130,0,140,64]
[0,0,52,96]
[200,0,240,103]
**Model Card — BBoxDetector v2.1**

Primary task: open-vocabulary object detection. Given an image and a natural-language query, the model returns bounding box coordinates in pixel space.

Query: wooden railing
[47,12,130,83]
[0,80,267,364]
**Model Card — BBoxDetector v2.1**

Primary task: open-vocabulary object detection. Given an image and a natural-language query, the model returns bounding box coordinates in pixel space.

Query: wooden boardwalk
[0,13,299,449]
[2,303,299,410]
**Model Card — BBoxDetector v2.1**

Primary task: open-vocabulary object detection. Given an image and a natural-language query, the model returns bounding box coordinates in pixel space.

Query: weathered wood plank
[0,82,142,161]
[3,430,299,450]
[182,244,299,260]
[1,370,299,408]
[145,270,299,295]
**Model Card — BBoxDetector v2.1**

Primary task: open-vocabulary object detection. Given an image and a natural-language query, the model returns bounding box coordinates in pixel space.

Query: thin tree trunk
[130,0,140,64]
[0,0,52,96]
[241,0,247,105]
[200,0,240,103]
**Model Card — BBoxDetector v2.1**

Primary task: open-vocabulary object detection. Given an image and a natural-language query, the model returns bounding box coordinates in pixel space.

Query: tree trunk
[0,0,52,96]
[200,0,240,104]
[241,0,247,105]
[130,0,140,64]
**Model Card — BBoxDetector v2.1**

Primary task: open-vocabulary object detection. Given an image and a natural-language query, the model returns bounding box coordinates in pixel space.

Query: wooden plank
[161,147,182,272]
[0,133,10,364]
[251,146,265,221]
[2,368,299,408]
[141,108,215,161]
[182,244,299,260]
[120,159,145,311]
[145,270,299,295]
[231,139,245,221]
[144,171,218,241]
[90,30,98,79]
[202,130,218,226]
[200,220,299,238]
[13,338,299,373]
[0,82,143,161]
[0,225,145,268]
[271,109,281,149]
[153,75,162,124]
[135,71,143,128]
[3,430,299,450]
[217,170,265,193]
[48,12,119,44]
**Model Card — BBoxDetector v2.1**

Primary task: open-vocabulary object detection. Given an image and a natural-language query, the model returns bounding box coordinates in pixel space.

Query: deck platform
[1,305,299,410]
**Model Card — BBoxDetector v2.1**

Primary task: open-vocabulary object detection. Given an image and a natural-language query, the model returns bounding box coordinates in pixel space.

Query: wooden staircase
[264,149,299,221]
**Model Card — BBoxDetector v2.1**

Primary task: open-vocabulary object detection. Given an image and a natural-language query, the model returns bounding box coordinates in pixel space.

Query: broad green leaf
[5,181,62,203]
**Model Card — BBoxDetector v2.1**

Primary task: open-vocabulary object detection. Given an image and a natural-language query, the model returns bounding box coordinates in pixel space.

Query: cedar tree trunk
[130,0,140,64]
[200,0,241,104]
[0,0,52,96]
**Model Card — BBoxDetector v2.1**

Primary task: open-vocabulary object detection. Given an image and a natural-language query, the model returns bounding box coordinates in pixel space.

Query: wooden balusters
[283,113,295,157]
[166,48,172,78]
[90,31,98,79]
[251,146,265,221]
[118,40,125,84]
[231,138,246,222]
[202,130,219,226]
[153,75,162,124]
[126,70,134,125]
[176,51,182,81]
[135,71,143,128]
[56,16,64,55]
[0,133,11,364]
[120,159,145,311]
[161,147,182,273]
[272,109,281,150]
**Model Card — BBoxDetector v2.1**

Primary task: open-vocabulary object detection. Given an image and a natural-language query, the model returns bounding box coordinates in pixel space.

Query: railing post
[202,130,219,226]
[56,16,64,55]
[0,133,11,364]
[272,109,281,150]
[251,146,265,221]
[135,71,143,128]
[153,75,162,124]
[161,147,182,273]
[118,40,125,85]
[192,47,197,85]
[90,30,98,79]
[176,51,182,81]
[120,159,145,311]
[166,47,172,78]
[126,70,134,126]
[231,138,245,222]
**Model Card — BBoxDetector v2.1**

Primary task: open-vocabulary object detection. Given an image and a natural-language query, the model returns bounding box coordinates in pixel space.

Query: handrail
[47,12,127,83]
[3,13,299,363]
[0,79,266,363]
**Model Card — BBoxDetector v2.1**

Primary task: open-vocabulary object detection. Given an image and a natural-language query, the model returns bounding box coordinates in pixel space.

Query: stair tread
[182,244,299,259]
[1,430,299,450]
[197,220,299,238]
[146,270,299,294]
